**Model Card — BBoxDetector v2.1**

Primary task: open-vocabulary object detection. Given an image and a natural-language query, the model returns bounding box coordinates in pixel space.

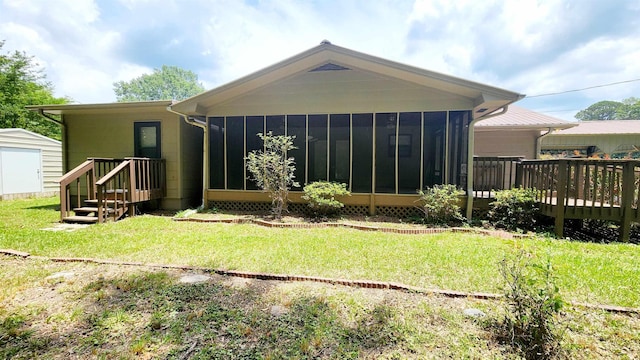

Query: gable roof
[171,41,524,118]
[549,120,640,135]
[475,105,577,130]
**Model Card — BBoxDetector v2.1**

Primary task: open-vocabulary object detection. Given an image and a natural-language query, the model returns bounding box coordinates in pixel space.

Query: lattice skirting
[208,200,419,218]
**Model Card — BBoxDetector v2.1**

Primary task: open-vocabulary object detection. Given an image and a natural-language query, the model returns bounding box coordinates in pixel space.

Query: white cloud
[1,0,638,116]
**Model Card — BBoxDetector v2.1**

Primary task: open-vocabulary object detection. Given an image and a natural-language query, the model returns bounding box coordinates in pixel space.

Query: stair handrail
[59,159,95,220]
[95,159,132,223]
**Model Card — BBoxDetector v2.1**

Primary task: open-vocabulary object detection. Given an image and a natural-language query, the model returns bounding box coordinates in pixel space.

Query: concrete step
[62,215,99,224]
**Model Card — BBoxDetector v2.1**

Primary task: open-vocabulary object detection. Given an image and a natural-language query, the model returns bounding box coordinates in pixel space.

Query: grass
[1,258,639,359]
[1,197,639,309]
[0,198,640,307]
[2,197,640,358]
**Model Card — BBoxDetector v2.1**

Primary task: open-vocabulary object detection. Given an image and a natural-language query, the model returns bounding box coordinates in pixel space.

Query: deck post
[554,160,568,238]
[619,161,635,242]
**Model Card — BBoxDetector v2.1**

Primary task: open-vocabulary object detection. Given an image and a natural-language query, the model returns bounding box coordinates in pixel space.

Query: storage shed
[0,128,62,199]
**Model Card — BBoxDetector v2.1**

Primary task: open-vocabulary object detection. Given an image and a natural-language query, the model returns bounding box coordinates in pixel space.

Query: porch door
[134,122,161,158]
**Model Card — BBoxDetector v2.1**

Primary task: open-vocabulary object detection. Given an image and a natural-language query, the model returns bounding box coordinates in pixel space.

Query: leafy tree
[0,41,69,140]
[113,65,205,102]
[615,97,640,119]
[574,100,622,120]
[245,132,299,219]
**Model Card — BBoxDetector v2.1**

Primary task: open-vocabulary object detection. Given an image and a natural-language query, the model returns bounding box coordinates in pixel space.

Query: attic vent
[309,63,350,72]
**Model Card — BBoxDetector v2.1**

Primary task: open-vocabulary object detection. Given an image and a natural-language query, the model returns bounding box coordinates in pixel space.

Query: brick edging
[2,249,637,315]
[173,217,530,239]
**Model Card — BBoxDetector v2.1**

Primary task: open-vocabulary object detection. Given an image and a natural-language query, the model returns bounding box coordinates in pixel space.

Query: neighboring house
[541,120,640,158]
[474,105,576,159]
[0,128,62,200]
[31,41,525,218]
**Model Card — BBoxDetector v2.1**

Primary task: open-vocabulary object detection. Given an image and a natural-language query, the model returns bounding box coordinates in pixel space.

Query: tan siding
[0,129,62,194]
[63,109,183,202]
[542,134,640,155]
[474,130,537,159]
[210,69,475,116]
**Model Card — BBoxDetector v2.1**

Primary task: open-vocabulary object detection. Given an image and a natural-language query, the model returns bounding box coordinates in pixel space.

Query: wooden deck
[59,157,165,223]
[518,159,639,242]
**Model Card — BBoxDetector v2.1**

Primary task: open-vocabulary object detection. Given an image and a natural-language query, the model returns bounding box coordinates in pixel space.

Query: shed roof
[475,106,576,130]
[171,41,524,118]
[27,100,172,115]
[0,128,61,145]
[549,120,640,135]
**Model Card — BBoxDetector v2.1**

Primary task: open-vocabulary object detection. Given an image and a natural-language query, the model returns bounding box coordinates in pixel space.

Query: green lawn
[1,197,639,308]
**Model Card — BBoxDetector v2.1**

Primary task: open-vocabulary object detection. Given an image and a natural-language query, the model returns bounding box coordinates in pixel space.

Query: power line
[527,78,640,98]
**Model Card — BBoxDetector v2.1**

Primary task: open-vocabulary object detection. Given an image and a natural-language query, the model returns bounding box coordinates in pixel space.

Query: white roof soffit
[26,100,173,115]
[171,42,524,115]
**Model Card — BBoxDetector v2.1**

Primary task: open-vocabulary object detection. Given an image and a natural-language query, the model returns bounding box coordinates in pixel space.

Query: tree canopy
[0,41,69,140]
[113,65,205,102]
[575,97,640,120]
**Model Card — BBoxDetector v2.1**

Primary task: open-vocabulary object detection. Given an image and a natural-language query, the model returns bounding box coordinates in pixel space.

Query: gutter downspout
[38,109,68,173]
[465,106,509,221]
[166,106,208,209]
[535,127,555,159]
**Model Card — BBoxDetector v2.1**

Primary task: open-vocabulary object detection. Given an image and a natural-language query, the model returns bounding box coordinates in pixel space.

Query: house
[31,41,525,221]
[0,128,62,200]
[474,105,576,159]
[541,120,640,158]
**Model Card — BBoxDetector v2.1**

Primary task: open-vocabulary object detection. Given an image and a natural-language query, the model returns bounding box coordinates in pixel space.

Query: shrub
[301,181,350,218]
[245,132,299,219]
[415,184,464,225]
[488,187,540,232]
[495,250,564,359]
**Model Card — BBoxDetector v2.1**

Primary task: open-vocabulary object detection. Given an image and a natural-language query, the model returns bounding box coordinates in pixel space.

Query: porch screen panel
[398,112,421,193]
[226,116,244,189]
[375,113,397,193]
[423,112,446,187]
[308,114,328,182]
[245,116,265,190]
[209,117,225,189]
[329,114,350,184]
[287,115,306,189]
[448,111,471,187]
[266,115,285,135]
[351,113,373,193]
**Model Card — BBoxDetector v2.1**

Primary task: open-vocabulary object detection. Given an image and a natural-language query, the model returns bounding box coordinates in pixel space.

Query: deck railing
[59,157,165,223]
[472,156,523,198]
[519,159,640,241]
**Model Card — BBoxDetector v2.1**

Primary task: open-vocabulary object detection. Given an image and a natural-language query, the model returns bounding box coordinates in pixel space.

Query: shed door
[0,147,42,195]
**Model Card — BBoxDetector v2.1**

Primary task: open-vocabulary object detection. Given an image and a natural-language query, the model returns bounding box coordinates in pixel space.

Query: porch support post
[554,160,568,238]
[619,161,635,242]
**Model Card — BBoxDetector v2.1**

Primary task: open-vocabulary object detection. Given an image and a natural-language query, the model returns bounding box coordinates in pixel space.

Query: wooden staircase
[59,158,165,224]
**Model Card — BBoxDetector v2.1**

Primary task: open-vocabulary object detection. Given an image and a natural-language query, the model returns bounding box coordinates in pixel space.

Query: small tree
[245,132,298,219]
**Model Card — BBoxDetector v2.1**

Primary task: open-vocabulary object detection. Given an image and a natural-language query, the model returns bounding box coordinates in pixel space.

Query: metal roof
[475,106,576,130]
[550,120,640,135]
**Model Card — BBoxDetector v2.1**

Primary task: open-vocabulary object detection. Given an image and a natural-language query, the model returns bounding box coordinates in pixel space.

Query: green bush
[415,184,464,225]
[495,251,564,359]
[488,187,540,232]
[302,181,350,217]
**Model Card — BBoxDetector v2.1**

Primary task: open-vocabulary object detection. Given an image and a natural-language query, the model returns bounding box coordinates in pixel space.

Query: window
[375,113,396,193]
[134,121,161,158]
[329,114,350,184]
[423,112,446,187]
[308,114,328,182]
[351,113,373,193]
[245,116,264,190]
[397,112,421,193]
[226,116,244,189]
[287,115,306,189]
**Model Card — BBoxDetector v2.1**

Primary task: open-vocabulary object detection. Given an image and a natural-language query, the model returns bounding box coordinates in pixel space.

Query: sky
[1,0,639,121]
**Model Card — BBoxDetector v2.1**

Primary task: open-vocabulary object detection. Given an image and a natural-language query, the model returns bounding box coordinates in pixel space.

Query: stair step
[63,215,99,224]
[85,199,126,205]
[73,207,114,215]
